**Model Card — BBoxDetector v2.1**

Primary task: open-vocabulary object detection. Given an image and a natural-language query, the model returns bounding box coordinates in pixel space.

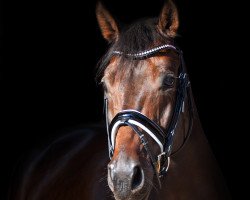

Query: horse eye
[163,75,175,88]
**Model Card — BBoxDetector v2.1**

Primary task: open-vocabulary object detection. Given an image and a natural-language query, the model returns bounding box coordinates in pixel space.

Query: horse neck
[157,89,231,199]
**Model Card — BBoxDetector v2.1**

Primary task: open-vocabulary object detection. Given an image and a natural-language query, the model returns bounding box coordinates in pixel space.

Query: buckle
[157,154,170,178]
[156,152,166,173]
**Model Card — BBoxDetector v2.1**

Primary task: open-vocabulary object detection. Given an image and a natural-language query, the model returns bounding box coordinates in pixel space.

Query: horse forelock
[96,18,174,81]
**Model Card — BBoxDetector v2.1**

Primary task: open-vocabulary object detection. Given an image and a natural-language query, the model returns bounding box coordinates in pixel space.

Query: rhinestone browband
[113,44,177,58]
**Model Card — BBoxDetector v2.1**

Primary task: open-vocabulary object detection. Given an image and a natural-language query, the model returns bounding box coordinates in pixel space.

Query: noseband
[104,44,193,187]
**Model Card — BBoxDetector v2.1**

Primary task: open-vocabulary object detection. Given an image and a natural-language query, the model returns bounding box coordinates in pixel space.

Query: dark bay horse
[95,0,231,199]
[9,0,231,199]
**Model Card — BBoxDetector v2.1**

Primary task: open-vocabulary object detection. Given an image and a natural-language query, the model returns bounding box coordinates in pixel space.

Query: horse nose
[108,160,144,199]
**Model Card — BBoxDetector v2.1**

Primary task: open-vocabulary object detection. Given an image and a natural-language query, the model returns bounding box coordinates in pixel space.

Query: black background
[1,0,247,199]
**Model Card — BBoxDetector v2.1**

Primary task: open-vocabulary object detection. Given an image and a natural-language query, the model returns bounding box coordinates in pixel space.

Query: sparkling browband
[113,44,177,58]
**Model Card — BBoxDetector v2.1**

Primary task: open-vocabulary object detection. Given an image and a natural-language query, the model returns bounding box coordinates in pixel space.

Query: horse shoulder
[10,124,112,200]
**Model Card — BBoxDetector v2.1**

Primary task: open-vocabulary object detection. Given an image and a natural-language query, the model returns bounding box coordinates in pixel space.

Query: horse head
[96,1,191,199]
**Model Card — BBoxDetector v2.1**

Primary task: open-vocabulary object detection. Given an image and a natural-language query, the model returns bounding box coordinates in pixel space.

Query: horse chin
[114,194,150,200]
[114,192,151,200]
[113,183,152,200]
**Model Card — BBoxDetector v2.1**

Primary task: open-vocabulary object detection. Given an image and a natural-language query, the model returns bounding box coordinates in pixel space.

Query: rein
[104,44,193,187]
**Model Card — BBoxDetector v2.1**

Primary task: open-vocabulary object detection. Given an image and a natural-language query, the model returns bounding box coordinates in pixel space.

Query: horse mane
[96,18,174,81]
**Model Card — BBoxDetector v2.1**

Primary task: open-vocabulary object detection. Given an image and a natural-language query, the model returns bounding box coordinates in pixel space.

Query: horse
[95,0,231,199]
[9,0,231,199]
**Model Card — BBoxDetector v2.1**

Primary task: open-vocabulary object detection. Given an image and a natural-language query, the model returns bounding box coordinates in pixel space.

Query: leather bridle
[103,44,193,187]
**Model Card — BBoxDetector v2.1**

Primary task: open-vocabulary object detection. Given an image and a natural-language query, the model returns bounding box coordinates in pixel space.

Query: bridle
[103,44,193,187]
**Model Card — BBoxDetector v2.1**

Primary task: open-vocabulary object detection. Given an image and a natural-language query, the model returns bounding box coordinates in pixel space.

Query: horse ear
[96,2,119,42]
[157,0,179,37]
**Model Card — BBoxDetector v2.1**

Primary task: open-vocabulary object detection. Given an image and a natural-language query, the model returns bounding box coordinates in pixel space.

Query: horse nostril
[131,166,143,191]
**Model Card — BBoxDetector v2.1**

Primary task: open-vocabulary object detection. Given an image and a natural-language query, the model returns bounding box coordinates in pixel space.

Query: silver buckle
[157,152,166,173]
[157,152,170,178]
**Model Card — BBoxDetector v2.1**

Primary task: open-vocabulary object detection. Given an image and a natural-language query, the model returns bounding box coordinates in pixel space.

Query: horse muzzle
[108,155,145,200]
